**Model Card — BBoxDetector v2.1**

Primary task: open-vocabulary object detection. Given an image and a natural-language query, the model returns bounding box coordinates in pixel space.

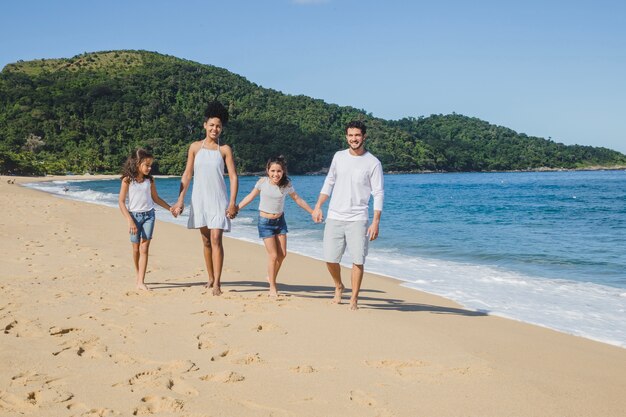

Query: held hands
[170,202,184,217]
[311,208,323,223]
[226,203,239,219]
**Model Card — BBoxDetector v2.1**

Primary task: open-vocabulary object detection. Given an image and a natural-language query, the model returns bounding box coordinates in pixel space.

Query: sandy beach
[1,175,625,417]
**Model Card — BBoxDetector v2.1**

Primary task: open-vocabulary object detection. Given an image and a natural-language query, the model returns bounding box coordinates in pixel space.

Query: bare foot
[349,300,359,310]
[268,287,279,297]
[212,286,222,296]
[136,283,150,291]
[332,284,345,304]
[205,279,215,289]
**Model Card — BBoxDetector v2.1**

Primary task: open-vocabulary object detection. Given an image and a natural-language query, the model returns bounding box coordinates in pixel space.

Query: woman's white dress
[187,140,231,231]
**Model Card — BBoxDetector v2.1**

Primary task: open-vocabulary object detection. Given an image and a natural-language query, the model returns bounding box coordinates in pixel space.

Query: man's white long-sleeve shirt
[320,149,384,221]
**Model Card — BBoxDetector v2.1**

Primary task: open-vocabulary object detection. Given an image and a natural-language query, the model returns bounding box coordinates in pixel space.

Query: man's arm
[367,210,381,240]
[312,154,337,223]
[311,193,329,223]
[368,161,384,240]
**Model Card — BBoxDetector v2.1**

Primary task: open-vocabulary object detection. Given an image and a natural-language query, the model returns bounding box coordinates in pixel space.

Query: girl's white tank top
[128,179,154,212]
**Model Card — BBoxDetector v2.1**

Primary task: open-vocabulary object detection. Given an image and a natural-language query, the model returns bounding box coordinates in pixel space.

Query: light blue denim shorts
[258,214,288,239]
[130,209,156,243]
[323,219,369,265]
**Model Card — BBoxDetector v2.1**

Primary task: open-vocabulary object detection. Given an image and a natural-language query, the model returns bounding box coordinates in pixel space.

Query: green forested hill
[1,50,624,175]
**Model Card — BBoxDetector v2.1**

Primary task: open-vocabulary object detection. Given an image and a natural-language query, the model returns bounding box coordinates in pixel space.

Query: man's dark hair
[204,101,229,124]
[345,120,366,134]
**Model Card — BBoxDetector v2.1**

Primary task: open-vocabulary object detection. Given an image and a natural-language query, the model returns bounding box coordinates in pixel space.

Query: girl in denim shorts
[237,156,313,296]
[118,148,174,290]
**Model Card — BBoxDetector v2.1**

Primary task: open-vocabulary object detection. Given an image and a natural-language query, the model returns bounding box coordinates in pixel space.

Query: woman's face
[204,117,223,141]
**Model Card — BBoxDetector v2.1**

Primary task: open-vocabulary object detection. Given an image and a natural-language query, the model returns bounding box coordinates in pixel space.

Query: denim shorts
[130,209,156,243]
[257,214,288,239]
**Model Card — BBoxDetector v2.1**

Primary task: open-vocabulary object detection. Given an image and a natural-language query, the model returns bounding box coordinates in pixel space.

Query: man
[312,121,384,310]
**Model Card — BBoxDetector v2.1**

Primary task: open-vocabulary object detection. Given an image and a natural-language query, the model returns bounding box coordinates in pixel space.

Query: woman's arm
[171,143,197,214]
[222,144,239,217]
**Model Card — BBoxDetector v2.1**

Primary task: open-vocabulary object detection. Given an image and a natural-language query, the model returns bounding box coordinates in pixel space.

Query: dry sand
[1,175,625,417]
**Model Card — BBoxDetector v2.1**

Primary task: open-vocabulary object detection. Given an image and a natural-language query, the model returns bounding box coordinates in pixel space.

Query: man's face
[346,127,366,151]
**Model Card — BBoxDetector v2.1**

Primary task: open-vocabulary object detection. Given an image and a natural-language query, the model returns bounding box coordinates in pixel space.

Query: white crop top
[127,179,154,213]
[255,178,294,214]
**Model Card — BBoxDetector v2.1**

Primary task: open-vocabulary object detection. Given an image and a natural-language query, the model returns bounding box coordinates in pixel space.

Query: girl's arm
[150,180,172,212]
[172,143,197,214]
[237,188,261,211]
[221,144,239,218]
[118,178,137,234]
[289,191,314,215]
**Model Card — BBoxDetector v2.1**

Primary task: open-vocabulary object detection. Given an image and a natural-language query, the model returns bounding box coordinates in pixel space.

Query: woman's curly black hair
[204,101,229,124]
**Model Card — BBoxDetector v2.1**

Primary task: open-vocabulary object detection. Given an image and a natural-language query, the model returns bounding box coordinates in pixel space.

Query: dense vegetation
[1,50,624,175]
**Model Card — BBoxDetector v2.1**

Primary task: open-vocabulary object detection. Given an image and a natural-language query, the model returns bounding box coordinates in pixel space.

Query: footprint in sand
[231,353,263,365]
[165,378,199,397]
[118,370,163,391]
[114,361,200,396]
[49,326,81,337]
[195,331,217,350]
[348,390,396,416]
[365,359,427,376]
[191,309,217,316]
[109,352,140,365]
[366,358,491,378]
[3,318,43,338]
[133,396,185,415]
[124,290,153,297]
[199,371,245,383]
[0,302,16,319]
[1,371,74,413]
[348,389,377,407]
[210,349,231,362]
[52,336,107,358]
[290,365,315,374]
[200,320,231,329]
[70,405,121,416]
[254,322,287,335]
[3,319,17,334]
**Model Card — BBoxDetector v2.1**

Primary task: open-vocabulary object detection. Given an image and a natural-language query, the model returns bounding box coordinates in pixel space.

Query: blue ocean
[25,170,626,348]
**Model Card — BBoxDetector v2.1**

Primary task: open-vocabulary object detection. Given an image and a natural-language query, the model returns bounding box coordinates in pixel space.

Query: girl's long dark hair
[120,148,154,182]
[266,155,290,189]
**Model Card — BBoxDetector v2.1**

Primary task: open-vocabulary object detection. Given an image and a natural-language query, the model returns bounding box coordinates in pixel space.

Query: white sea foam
[362,250,626,348]
[25,181,119,207]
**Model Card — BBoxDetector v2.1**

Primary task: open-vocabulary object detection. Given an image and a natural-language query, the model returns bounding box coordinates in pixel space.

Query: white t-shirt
[255,177,295,214]
[320,149,384,221]
[127,179,155,213]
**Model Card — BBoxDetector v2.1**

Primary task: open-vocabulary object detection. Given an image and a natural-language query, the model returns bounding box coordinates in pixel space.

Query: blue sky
[2,0,625,153]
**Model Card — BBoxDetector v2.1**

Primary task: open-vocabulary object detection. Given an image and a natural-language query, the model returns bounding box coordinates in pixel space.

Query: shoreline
[2,176,626,415]
[3,162,625,180]
[16,174,626,350]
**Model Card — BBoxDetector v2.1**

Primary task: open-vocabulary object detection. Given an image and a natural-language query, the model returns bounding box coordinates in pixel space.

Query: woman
[172,101,238,295]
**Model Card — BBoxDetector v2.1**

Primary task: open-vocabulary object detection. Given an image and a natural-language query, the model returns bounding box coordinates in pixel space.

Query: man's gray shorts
[323,219,369,265]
